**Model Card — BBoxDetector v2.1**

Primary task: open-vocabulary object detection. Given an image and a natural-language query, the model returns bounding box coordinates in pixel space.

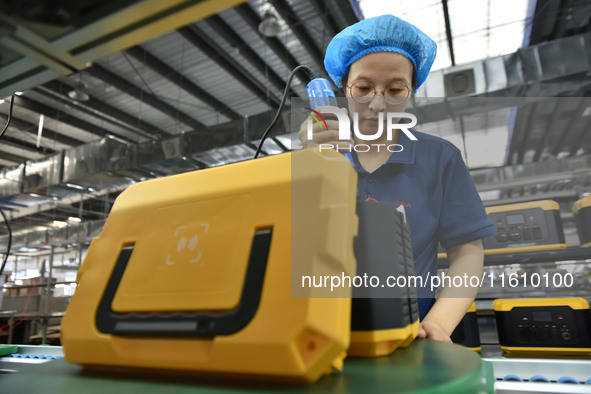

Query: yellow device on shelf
[494,298,591,355]
[451,302,481,352]
[484,200,566,254]
[573,196,591,247]
[61,149,358,383]
[438,200,566,258]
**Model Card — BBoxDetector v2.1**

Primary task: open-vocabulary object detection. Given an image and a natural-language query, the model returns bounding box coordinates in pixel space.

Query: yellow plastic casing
[61,149,358,382]
[349,320,419,357]
[572,195,591,212]
[573,196,591,247]
[494,298,591,355]
[438,200,566,258]
[493,298,590,311]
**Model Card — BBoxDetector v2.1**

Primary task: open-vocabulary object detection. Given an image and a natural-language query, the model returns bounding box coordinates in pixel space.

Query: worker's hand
[418,321,452,342]
[297,106,353,150]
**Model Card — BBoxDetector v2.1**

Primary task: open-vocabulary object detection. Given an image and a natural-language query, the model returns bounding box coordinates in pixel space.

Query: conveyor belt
[2,340,493,393]
[4,342,591,392]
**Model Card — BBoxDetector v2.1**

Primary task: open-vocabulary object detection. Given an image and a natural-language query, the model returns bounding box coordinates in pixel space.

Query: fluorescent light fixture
[37,114,44,148]
[53,220,68,227]
[65,183,86,190]
[27,192,51,199]
[68,217,81,223]
[18,247,39,252]
[14,91,23,96]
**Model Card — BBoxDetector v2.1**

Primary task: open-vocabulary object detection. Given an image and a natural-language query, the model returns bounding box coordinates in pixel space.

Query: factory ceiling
[0,0,590,248]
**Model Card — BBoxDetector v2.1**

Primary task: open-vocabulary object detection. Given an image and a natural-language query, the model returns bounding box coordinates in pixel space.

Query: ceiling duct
[62,137,133,190]
[0,164,24,199]
[0,107,289,224]
[0,218,106,250]
[472,154,591,205]
[411,32,591,122]
[443,69,476,97]
[23,154,62,192]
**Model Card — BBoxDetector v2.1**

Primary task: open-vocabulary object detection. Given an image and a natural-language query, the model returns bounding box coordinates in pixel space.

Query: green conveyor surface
[2,339,494,393]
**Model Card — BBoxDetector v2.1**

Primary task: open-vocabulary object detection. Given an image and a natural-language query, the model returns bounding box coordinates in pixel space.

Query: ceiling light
[14,91,23,96]
[19,247,39,252]
[65,183,86,190]
[53,220,68,227]
[258,12,281,37]
[67,82,90,102]
[68,217,81,223]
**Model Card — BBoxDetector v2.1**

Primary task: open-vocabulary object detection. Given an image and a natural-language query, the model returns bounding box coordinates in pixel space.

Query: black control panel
[492,211,543,244]
[512,307,578,345]
[496,305,591,349]
[483,202,566,253]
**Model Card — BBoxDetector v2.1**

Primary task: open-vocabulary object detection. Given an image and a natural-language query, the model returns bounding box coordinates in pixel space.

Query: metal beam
[0,115,83,147]
[125,46,242,120]
[0,0,249,98]
[441,0,456,66]
[178,25,281,106]
[3,183,127,221]
[267,0,325,72]
[32,86,145,144]
[205,15,299,98]
[532,112,554,162]
[508,104,536,165]
[308,0,340,38]
[15,95,111,140]
[337,0,361,28]
[87,63,205,131]
[549,98,589,157]
[0,150,27,164]
[41,79,168,140]
[569,116,591,157]
[0,134,56,156]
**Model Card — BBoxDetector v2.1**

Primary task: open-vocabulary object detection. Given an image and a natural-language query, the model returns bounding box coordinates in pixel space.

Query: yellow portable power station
[483,200,566,254]
[437,200,566,258]
[494,298,591,355]
[61,149,359,382]
[451,302,481,352]
[573,195,591,247]
[349,201,419,357]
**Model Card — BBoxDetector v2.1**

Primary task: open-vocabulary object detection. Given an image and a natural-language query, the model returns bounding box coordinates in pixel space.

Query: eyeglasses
[346,81,410,105]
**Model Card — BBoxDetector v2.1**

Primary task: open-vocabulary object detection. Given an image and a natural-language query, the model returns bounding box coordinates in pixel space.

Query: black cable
[253,65,315,159]
[0,94,15,277]
[0,95,14,139]
[0,209,12,278]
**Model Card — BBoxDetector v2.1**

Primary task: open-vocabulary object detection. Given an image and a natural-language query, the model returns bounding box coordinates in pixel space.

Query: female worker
[299,15,495,342]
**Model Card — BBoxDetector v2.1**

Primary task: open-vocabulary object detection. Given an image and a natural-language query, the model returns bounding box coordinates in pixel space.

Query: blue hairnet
[324,15,437,92]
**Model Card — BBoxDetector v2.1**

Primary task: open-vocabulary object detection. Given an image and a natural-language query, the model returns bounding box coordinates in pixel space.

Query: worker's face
[343,52,414,138]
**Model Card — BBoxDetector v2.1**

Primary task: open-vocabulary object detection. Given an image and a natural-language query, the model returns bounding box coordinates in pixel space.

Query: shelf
[438,247,591,267]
